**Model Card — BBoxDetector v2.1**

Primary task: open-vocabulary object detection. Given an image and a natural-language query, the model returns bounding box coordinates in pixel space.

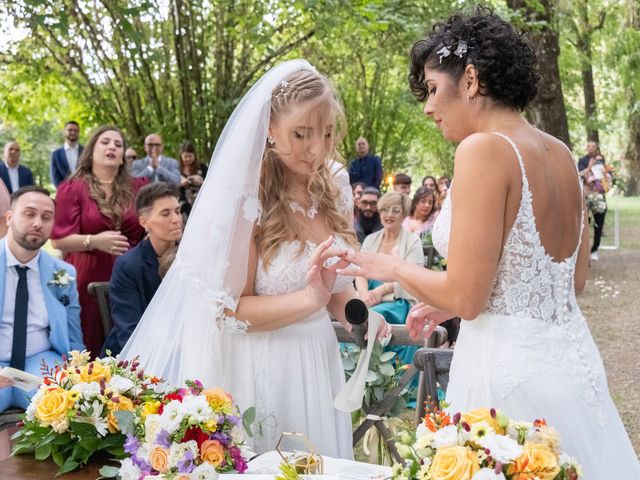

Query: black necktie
[10,265,29,370]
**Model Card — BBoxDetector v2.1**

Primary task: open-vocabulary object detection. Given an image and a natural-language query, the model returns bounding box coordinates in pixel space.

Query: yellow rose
[508,442,560,480]
[429,446,479,480]
[141,400,161,419]
[107,396,135,433]
[461,408,504,434]
[78,361,111,383]
[149,446,170,473]
[203,387,233,414]
[35,387,72,425]
[203,419,218,432]
[200,439,225,467]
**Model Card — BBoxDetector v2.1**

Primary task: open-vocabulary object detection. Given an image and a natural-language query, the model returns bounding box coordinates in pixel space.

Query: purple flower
[234,458,248,473]
[229,446,242,459]
[155,429,172,448]
[211,431,230,445]
[131,454,151,472]
[177,449,196,474]
[226,415,241,426]
[124,434,140,455]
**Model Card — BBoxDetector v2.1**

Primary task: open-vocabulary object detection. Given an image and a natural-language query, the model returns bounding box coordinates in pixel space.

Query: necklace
[289,197,319,219]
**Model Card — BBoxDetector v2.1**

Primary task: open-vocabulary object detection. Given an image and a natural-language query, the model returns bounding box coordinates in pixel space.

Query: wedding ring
[110,246,115,251]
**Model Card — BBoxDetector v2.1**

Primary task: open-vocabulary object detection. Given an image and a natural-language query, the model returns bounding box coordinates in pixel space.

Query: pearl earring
[267,136,276,146]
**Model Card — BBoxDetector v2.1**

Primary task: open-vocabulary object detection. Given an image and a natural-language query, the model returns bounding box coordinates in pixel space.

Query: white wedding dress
[432,133,640,477]
[220,238,354,460]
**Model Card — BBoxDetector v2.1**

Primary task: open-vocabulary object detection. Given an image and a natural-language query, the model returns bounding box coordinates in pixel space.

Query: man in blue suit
[0,186,84,411]
[50,121,84,188]
[103,183,182,355]
[1,142,34,194]
[131,133,180,184]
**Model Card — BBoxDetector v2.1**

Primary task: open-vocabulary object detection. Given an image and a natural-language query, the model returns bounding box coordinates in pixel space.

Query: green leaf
[243,406,256,438]
[390,397,407,416]
[57,458,80,475]
[341,356,356,370]
[98,465,121,478]
[365,370,378,383]
[51,447,65,467]
[35,443,52,460]
[380,351,397,362]
[379,363,396,377]
[78,436,102,452]
[114,410,136,437]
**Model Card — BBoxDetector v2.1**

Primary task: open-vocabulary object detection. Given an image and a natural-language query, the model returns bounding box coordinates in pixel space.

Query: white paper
[333,310,385,412]
[0,366,43,392]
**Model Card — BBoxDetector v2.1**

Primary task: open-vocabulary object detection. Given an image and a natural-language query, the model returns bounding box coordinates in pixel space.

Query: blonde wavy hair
[256,70,356,268]
[71,125,134,229]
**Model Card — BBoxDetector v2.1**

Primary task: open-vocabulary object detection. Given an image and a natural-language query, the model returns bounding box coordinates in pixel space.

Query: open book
[0,366,43,392]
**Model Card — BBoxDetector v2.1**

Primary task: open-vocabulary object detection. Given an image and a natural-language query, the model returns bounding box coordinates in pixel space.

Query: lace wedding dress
[432,133,640,477]
[220,239,354,459]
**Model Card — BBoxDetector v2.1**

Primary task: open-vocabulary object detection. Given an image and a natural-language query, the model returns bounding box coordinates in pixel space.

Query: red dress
[51,177,148,356]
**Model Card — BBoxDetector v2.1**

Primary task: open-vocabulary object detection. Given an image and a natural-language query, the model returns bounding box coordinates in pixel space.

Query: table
[0,455,113,479]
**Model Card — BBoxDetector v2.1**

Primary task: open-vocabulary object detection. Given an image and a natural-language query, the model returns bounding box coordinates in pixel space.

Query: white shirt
[0,243,51,361]
[64,142,79,173]
[4,162,19,193]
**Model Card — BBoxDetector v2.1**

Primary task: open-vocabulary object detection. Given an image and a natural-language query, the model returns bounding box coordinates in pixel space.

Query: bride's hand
[407,302,455,339]
[337,249,402,282]
[304,237,347,307]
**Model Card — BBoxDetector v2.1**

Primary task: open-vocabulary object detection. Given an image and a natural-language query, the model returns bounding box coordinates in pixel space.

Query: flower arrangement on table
[392,406,583,480]
[99,381,253,480]
[11,350,168,475]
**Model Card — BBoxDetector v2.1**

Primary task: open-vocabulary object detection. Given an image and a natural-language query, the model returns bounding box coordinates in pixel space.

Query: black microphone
[345,298,369,349]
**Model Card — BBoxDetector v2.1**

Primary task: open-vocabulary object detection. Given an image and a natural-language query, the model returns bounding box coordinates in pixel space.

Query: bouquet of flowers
[11,350,168,475]
[392,406,582,480]
[586,192,607,214]
[99,381,253,480]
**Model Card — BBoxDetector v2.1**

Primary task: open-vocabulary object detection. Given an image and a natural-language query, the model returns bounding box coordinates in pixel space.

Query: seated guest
[354,187,382,243]
[103,183,182,356]
[131,133,180,184]
[0,187,83,411]
[393,173,412,195]
[355,192,423,368]
[403,186,439,236]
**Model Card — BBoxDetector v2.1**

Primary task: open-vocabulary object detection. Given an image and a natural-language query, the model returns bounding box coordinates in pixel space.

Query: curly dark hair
[409,6,539,111]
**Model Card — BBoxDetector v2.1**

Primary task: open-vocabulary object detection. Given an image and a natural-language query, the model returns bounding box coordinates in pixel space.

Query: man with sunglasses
[131,133,180,184]
[354,187,382,243]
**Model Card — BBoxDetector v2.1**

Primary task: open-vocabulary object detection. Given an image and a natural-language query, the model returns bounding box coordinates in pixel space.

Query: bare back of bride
[343,8,640,477]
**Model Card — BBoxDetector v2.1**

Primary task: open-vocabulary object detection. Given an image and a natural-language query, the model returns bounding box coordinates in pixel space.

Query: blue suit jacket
[102,239,162,356]
[0,239,84,357]
[50,145,84,187]
[0,164,34,194]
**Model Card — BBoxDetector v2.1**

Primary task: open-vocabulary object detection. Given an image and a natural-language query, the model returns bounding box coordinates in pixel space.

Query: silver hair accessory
[437,41,468,63]
[279,80,289,93]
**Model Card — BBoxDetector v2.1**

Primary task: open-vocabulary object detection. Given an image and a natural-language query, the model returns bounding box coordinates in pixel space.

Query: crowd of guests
[0,124,613,412]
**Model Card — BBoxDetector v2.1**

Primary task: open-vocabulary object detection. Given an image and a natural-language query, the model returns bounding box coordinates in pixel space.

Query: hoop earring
[467,94,476,104]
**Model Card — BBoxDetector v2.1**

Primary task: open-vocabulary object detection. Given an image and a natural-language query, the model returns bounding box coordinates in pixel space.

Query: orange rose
[200,439,225,467]
[203,387,233,414]
[149,446,170,473]
[508,442,560,480]
[107,396,135,433]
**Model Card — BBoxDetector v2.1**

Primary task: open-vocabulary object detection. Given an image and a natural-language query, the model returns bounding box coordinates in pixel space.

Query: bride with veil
[121,60,389,459]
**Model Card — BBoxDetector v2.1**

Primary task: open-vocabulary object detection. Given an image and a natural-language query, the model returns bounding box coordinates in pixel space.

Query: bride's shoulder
[454,133,516,174]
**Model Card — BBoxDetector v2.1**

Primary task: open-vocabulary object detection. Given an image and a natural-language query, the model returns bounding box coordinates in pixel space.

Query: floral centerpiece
[392,406,582,480]
[99,381,253,480]
[11,350,168,475]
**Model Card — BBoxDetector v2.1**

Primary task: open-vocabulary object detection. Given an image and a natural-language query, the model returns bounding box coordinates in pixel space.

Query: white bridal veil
[120,60,318,387]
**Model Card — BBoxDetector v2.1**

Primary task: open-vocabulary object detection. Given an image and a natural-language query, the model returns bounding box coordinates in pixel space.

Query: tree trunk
[507,0,572,149]
[624,5,640,195]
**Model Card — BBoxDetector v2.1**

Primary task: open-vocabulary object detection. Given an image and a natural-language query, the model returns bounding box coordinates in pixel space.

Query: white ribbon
[334,310,385,412]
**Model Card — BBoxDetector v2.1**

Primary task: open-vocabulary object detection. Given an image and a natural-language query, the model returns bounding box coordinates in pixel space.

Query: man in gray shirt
[131,133,180,184]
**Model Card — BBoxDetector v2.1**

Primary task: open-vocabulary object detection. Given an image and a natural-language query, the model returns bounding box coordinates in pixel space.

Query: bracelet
[82,235,92,251]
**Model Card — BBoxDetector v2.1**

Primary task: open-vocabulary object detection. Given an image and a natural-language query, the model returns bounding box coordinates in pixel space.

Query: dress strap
[491,132,528,185]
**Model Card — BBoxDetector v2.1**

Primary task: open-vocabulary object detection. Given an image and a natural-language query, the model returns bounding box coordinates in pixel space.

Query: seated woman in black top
[102,183,183,355]
[178,141,207,220]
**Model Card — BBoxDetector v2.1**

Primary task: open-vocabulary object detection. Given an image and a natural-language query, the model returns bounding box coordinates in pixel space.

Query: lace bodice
[432,133,584,324]
[255,238,353,301]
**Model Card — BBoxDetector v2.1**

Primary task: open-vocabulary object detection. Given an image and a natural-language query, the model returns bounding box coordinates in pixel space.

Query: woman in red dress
[51,126,148,356]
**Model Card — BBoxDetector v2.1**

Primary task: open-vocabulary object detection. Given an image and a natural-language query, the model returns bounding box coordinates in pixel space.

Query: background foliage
[0,0,638,192]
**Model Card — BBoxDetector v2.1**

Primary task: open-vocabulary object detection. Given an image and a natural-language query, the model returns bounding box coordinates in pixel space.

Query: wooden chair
[333,322,448,463]
[0,408,23,432]
[413,348,454,421]
[87,282,113,338]
[423,246,436,269]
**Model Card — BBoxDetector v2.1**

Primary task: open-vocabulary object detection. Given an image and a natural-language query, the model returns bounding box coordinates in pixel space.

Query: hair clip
[436,46,451,63]
[453,41,468,58]
[279,80,289,94]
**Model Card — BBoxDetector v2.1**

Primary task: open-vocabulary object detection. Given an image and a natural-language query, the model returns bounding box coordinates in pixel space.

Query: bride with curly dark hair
[341,7,640,476]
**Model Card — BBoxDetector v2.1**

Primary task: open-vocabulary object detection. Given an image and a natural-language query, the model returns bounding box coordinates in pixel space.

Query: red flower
[182,427,210,449]
[158,392,184,414]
